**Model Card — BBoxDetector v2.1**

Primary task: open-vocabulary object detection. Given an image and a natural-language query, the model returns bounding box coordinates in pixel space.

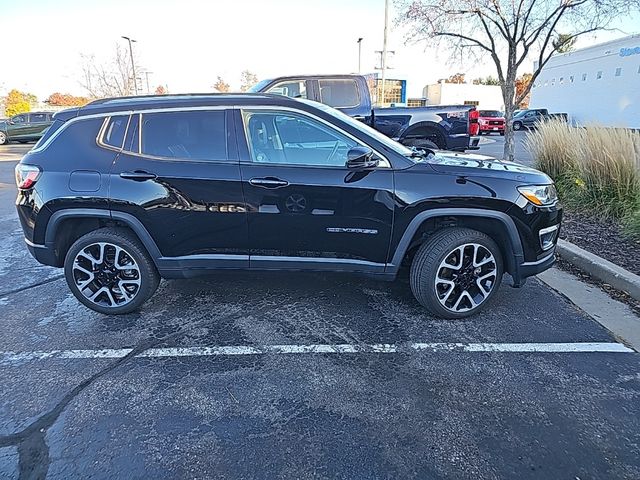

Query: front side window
[266,80,307,99]
[140,110,227,161]
[11,114,27,124]
[318,79,360,108]
[102,115,129,149]
[242,110,358,167]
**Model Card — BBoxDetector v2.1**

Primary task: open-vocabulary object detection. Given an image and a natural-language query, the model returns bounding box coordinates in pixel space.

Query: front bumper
[479,125,505,131]
[511,248,556,287]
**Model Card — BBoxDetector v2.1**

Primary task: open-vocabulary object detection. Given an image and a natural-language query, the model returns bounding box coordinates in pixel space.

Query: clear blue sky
[2,0,638,99]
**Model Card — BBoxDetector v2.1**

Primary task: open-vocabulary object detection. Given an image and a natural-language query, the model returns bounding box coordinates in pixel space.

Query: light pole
[380,0,389,106]
[357,37,363,74]
[121,36,138,95]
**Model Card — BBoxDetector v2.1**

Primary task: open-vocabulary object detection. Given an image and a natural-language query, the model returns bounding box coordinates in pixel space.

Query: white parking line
[0,342,633,364]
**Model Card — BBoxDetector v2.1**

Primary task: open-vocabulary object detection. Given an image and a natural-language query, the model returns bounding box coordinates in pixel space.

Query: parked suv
[16,94,561,318]
[0,112,54,145]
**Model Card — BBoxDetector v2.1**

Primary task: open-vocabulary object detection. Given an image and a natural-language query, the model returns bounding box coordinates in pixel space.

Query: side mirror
[345,146,378,170]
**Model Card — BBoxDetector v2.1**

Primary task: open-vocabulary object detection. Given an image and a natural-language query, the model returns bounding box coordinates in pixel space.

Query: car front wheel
[64,228,160,314]
[0,132,7,145]
[512,121,522,131]
[410,228,503,319]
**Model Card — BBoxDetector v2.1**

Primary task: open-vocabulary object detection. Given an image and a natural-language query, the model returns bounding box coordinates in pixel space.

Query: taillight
[15,164,41,189]
[469,109,479,123]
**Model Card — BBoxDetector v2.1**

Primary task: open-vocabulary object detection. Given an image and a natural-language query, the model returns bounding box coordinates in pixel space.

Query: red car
[477,110,505,135]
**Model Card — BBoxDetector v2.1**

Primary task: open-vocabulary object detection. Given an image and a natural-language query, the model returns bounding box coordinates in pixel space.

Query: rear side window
[30,113,48,123]
[318,79,360,108]
[140,110,227,161]
[102,115,129,149]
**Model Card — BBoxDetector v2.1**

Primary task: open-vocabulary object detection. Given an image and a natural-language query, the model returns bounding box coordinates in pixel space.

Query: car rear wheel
[410,228,503,319]
[64,228,160,315]
[403,139,439,151]
[0,132,7,145]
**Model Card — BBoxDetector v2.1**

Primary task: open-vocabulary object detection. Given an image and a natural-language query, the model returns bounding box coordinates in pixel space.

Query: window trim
[318,79,361,109]
[96,115,131,152]
[239,106,390,169]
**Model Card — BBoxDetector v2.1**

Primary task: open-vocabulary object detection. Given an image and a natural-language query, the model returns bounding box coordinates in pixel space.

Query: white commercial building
[422,83,504,110]
[530,34,640,128]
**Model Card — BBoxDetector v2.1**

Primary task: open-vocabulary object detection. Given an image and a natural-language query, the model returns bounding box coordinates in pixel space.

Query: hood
[424,150,552,184]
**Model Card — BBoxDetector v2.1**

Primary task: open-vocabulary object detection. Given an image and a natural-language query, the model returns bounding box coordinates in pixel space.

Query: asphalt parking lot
[1,144,639,479]
[476,131,534,165]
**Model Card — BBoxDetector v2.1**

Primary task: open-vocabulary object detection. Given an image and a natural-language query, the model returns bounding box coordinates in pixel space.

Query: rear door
[28,113,51,138]
[109,108,248,265]
[236,108,394,272]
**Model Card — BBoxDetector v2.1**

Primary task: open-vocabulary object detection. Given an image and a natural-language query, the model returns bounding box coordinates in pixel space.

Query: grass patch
[526,122,640,238]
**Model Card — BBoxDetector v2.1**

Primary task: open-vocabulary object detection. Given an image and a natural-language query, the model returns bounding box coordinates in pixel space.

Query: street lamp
[121,36,138,95]
[357,37,363,74]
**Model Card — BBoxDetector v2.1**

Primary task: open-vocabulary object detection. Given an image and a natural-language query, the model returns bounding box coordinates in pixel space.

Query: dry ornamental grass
[526,121,640,238]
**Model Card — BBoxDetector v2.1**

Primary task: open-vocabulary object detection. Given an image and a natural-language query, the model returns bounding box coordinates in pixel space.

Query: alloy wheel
[434,243,498,313]
[0,132,6,145]
[71,242,141,308]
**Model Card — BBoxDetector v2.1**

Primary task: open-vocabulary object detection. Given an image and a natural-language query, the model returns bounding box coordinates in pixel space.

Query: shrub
[527,121,640,235]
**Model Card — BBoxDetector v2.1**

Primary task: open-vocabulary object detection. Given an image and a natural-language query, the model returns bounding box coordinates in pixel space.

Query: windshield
[247,79,272,93]
[298,99,414,157]
[479,110,503,117]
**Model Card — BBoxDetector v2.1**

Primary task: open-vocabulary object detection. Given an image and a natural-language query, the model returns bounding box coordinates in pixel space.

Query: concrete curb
[556,239,640,301]
[538,268,640,352]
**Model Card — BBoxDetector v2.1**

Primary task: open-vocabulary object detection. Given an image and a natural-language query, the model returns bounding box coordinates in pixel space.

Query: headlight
[518,184,558,206]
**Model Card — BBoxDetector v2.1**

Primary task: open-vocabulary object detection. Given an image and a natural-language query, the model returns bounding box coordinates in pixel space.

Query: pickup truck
[511,108,568,131]
[250,74,480,151]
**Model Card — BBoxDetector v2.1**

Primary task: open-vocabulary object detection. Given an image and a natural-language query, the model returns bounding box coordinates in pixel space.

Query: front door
[109,109,248,266]
[7,113,30,140]
[236,108,394,272]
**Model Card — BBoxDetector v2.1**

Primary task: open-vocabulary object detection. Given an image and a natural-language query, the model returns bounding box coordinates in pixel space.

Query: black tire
[403,138,440,151]
[512,121,522,131]
[64,227,160,315]
[499,131,505,136]
[410,228,503,319]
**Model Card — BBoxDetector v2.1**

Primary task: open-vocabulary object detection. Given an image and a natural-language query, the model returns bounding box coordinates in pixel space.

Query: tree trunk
[502,51,518,162]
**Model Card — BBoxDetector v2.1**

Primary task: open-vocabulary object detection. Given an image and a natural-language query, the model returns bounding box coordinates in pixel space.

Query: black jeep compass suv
[15,94,561,318]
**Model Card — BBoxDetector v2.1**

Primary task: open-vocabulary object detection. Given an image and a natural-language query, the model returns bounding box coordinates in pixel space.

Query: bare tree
[239,70,259,92]
[80,44,139,98]
[399,0,640,160]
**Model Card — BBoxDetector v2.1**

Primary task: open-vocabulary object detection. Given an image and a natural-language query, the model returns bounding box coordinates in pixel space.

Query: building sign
[619,47,640,57]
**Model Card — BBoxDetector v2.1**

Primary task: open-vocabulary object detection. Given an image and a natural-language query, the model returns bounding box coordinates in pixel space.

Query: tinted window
[33,119,65,150]
[267,80,307,99]
[318,80,359,108]
[479,110,502,117]
[141,110,227,161]
[243,110,357,167]
[30,113,48,123]
[102,115,128,149]
[11,114,27,124]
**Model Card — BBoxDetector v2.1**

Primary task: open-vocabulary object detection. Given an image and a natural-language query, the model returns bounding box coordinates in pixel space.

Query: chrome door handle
[249,177,289,188]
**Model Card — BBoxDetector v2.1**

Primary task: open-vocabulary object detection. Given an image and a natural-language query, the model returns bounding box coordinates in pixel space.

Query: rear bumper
[479,125,505,131]
[466,136,481,150]
[24,237,58,267]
